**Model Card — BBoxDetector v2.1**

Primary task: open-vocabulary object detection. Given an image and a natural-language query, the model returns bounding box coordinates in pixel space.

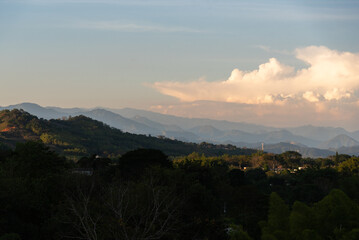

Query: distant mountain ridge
[319,134,359,149]
[111,107,359,144]
[261,142,335,158]
[0,102,66,119]
[114,107,278,133]
[286,125,350,142]
[1,102,359,157]
[0,109,255,158]
[81,109,157,135]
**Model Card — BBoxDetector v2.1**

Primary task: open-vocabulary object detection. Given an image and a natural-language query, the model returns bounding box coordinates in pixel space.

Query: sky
[1,0,359,129]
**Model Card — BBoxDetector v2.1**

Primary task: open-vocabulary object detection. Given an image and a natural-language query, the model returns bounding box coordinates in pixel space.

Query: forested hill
[0,109,256,158]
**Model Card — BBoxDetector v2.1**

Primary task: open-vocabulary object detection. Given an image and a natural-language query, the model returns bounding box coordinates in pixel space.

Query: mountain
[131,115,183,132]
[1,104,278,143]
[2,103,359,157]
[319,134,359,149]
[215,129,258,143]
[0,109,255,158]
[80,110,201,142]
[349,130,359,142]
[47,106,87,114]
[113,107,277,133]
[262,142,335,158]
[257,129,319,146]
[287,125,351,142]
[80,109,159,135]
[336,146,359,156]
[190,125,225,140]
[130,116,199,142]
[0,103,200,142]
[189,128,319,147]
[0,102,65,119]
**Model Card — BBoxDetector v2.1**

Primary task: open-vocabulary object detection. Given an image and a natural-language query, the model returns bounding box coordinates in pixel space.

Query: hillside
[114,107,278,133]
[318,134,359,149]
[286,125,349,142]
[2,103,359,158]
[0,109,256,158]
[262,142,335,158]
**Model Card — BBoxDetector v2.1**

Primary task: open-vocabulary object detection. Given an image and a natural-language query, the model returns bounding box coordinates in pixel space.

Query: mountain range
[1,102,359,158]
[0,109,255,158]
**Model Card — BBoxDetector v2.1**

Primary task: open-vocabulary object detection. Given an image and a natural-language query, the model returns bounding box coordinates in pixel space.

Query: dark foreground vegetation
[1,141,359,240]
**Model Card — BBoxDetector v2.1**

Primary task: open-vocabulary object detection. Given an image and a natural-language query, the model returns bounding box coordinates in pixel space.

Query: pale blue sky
[1,0,359,128]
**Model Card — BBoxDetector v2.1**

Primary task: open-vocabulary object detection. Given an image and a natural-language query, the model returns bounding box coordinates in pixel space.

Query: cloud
[324,88,351,101]
[153,46,359,105]
[302,91,320,103]
[148,99,359,131]
[74,21,202,33]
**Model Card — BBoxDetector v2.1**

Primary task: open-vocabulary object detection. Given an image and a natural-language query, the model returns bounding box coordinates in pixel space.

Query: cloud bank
[149,100,359,130]
[151,46,359,129]
[153,46,359,105]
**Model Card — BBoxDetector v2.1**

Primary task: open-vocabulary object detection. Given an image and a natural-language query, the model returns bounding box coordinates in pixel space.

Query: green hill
[0,109,255,158]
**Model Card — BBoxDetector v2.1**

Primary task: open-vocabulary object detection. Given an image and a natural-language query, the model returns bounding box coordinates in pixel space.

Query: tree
[0,233,21,240]
[314,189,359,239]
[261,192,290,240]
[4,141,67,178]
[118,149,170,180]
[300,229,321,240]
[279,151,302,168]
[289,201,316,239]
[341,228,359,240]
[338,157,359,175]
[63,176,180,240]
[228,224,253,240]
[0,141,68,240]
[228,169,245,186]
[245,168,267,184]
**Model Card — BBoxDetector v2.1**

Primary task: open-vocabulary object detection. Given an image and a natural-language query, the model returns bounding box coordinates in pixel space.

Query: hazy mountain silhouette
[0,102,64,119]
[80,109,159,135]
[319,134,359,149]
[0,109,254,157]
[113,107,277,133]
[286,125,351,142]
[261,142,335,158]
[2,102,359,157]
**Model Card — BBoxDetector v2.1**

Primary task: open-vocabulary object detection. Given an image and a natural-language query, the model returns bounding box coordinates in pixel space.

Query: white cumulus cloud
[152,46,359,104]
[302,91,320,103]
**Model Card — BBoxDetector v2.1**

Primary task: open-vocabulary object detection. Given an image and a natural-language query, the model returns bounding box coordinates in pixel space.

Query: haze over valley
[2,102,359,158]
